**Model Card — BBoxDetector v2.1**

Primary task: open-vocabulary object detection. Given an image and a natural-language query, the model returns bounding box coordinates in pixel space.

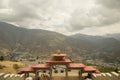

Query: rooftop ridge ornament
[51,50,66,60]
[57,49,61,54]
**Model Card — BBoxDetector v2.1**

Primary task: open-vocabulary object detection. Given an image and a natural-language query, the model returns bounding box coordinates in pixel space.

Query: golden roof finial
[57,49,61,54]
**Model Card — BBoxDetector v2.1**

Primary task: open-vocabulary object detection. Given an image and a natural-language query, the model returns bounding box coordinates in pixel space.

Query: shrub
[13,64,20,70]
[0,56,4,61]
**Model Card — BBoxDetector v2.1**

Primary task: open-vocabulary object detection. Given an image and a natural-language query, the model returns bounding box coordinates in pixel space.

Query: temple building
[18,51,100,80]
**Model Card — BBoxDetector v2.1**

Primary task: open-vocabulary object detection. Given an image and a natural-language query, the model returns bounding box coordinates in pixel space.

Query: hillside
[106,33,120,41]
[71,34,120,51]
[0,22,120,63]
[71,34,120,62]
[0,22,91,56]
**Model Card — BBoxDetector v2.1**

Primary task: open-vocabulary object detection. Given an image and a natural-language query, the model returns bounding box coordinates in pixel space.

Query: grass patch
[13,64,21,70]
[98,66,116,73]
[83,62,116,73]
[0,61,25,73]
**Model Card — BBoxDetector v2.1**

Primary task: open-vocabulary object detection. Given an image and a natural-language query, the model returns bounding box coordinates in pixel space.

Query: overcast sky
[0,0,120,35]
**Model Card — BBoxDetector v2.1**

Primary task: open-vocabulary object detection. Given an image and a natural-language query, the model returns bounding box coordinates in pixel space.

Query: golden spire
[57,49,61,54]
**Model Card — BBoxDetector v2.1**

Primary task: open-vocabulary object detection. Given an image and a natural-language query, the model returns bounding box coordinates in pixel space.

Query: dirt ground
[53,76,79,80]
[0,61,25,73]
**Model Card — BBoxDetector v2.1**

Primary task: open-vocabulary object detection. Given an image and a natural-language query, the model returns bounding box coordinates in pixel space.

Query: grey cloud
[97,0,120,10]
[0,0,53,22]
[69,0,120,32]
[0,0,70,23]
[7,0,41,21]
[0,0,120,35]
[0,0,6,8]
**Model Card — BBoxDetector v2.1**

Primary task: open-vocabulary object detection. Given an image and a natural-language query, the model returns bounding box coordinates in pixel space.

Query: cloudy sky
[0,0,120,35]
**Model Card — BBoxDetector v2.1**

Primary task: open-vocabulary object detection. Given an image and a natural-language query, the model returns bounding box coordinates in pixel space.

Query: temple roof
[83,66,100,73]
[32,63,50,69]
[18,67,34,74]
[67,63,86,69]
[46,58,72,64]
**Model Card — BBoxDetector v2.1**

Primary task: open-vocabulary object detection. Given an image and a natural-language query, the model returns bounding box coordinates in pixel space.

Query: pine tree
[0,56,4,61]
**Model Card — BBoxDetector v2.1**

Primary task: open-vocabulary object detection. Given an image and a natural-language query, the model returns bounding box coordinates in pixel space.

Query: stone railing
[0,73,25,80]
[92,71,120,80]
[0,71,120,80]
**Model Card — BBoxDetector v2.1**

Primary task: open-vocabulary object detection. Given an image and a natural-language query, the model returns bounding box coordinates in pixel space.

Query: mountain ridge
[106,33,120,41]
[0,22,92,55]
[0,22,120,63]
[71,33,120,62]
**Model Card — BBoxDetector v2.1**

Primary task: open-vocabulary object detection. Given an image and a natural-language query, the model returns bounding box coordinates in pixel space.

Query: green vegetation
[98,67,116,73]
[84,62,98,66]
[84,62,117,73]
[13,64,20,70]
[0,56,4,61]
